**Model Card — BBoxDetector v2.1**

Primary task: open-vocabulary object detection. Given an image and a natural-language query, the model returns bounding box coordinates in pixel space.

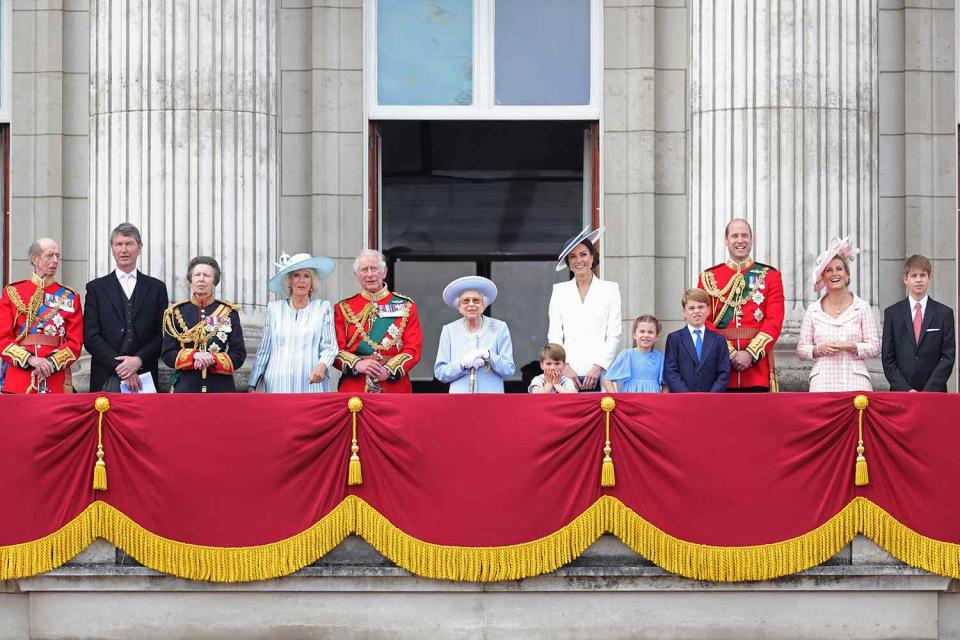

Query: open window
[365,1,602,391]
[371,120,599,392]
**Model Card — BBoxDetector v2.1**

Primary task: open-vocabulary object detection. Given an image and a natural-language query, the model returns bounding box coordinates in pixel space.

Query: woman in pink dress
[796,238,881,392]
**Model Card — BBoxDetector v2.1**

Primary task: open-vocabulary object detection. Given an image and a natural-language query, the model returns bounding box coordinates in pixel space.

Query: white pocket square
[926,328,940,332]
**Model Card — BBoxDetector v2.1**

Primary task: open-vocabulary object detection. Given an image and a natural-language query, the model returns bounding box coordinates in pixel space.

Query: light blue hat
[442,276,498,309]
[268,252,335,296]
[555,225,605,271]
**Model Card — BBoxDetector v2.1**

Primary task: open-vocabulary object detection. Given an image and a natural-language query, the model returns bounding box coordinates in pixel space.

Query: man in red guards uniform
[334,250,422,393]
[0,238,83,393]
[698,219,784,392]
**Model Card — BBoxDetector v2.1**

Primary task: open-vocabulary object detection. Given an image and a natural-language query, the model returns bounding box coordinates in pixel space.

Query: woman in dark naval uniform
[162,256,246,392]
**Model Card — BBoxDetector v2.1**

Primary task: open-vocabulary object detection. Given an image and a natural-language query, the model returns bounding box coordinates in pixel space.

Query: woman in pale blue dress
[434,276,515,393]
[603,315,665,393]
[248,253,338,393]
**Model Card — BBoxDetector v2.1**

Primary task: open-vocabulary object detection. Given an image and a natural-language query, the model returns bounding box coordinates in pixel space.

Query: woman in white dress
[547,226,622,391]
[248,253,338,393]
[796,238,881,392]
[434,276,515,393]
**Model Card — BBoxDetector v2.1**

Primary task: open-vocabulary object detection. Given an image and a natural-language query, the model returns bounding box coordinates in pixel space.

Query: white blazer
[547,277,622,376]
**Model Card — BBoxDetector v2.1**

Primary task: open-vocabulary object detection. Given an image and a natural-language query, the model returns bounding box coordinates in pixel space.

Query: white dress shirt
[547,277,622,375]
[908,294,928,319]
[115,268,138,299]
[687,324,706,341]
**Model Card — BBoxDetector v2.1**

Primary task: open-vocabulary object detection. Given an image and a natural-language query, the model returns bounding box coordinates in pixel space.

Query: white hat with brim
[442,276,498,310]
[555,225,605,272]
[811,237,860,294]
[268,252,336,296]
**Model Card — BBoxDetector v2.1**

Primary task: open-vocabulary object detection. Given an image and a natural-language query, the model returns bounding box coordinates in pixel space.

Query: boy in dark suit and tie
[664,288,731,392]
[882,255,955,392]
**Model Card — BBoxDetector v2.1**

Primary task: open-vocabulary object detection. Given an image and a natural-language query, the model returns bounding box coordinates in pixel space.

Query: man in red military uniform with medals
[334,250,422,393]
[0,238,83,393]
[698,219,784,392]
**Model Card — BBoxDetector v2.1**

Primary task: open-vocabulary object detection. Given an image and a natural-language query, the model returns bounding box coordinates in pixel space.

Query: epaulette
[705,263,725,272]
[216,299,240,311]
[59,284,80,298]
[752,262,778,272]
[391,291,414,303]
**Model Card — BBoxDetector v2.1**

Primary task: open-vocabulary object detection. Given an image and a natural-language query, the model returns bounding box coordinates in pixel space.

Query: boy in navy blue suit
[664,288,731,392]
[882,255,956,392]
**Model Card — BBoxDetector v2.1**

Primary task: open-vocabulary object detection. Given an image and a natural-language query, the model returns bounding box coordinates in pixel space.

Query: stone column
[88,0,278,308]
[690,0,879,312]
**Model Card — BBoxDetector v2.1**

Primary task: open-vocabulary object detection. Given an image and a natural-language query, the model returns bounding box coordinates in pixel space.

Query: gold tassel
[853,394,869,487]
[93,397,110,491]
[600,396,616,487]
[347,396,363,486]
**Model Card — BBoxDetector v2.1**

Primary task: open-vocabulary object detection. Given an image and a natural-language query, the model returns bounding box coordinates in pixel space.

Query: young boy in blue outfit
[664,288,730,393]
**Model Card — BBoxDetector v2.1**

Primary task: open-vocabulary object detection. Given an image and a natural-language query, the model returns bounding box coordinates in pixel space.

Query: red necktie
[913,302,922,344]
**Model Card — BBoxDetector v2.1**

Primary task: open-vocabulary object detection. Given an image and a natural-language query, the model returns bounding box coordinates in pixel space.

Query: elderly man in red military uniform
[698,219,784,392]
[0,238,83,393]
[334,250,422,393]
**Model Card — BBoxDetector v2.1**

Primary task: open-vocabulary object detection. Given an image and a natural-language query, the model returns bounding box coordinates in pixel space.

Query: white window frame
[366,0,602,120]
[0,0,11,123]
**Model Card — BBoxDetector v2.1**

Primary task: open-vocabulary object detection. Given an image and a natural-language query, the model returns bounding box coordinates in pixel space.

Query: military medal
[752,291,765,305]
[754,308,764,322]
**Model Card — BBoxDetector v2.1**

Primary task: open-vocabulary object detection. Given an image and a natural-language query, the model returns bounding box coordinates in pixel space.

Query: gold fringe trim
[859,498,960,579]
[606,496,859,582]
[353,497,608,582]
[2,497,959,582]
[0,503,99,580]
[1,500,353,583]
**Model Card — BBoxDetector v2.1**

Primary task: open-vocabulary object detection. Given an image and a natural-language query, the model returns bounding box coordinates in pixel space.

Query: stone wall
[9,1,88,287]
[603,0,691,347]
[278,0,364,312]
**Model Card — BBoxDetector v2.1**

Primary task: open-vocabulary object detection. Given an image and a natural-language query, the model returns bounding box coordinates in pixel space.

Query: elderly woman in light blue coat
[434,276,515,393]
[248,253,338,393]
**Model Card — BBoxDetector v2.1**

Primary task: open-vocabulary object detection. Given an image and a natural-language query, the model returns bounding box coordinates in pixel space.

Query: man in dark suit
[84,223,169,392]
[664,288,731,393]
[882,255,955,392]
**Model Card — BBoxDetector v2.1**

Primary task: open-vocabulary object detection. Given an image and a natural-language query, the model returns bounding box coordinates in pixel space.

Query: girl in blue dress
[603,315,665,393]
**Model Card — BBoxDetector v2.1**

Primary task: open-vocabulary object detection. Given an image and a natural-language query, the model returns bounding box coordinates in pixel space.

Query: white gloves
[460,349,491,370]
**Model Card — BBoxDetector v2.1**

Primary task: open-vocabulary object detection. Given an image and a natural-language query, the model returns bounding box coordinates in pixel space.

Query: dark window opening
[373,120,597,392]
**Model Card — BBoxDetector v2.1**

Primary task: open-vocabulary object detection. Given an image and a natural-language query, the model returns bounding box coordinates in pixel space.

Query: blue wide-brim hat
[268,252,336,296]
[555,225,605,271]
[442,276,498,310]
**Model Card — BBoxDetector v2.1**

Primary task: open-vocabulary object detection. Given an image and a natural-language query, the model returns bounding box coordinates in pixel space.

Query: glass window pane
[494,0,590,106]
[378,0,473,106]
[392,261,476,381]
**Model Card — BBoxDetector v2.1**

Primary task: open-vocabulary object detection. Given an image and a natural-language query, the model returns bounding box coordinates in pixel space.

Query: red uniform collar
[724,257,754,272]
[361,286,391,303]
[30,273,55,288]
[191,293,214,308]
